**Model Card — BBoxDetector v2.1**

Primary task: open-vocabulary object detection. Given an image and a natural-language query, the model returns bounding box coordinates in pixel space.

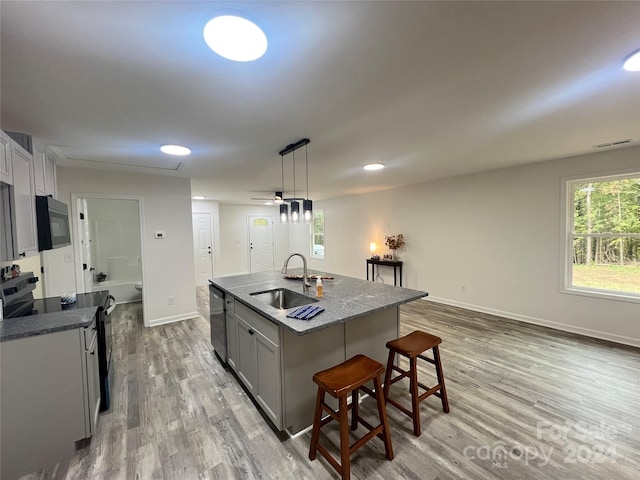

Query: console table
[366,259,403,287]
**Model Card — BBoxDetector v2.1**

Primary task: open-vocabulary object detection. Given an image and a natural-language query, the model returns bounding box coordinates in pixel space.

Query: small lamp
[370,242,378,259]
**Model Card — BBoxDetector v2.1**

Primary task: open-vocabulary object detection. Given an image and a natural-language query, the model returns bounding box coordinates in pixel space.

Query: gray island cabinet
[0,309,99,480]
[211,270,427,435]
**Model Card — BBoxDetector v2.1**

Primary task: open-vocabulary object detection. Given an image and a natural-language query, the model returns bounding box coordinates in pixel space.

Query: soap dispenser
[316,277,323,299]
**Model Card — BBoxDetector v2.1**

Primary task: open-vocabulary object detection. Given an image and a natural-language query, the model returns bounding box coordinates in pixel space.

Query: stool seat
[386,330,441,357]
[309,354,394,480]
[313,354,385,397]
[384,330,450,436]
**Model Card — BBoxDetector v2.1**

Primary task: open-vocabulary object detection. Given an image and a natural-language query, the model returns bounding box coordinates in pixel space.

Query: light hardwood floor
[20,291,639,479]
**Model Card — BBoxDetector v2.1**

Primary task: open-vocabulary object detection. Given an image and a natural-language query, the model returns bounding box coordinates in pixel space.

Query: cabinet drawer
[235,301,279,346]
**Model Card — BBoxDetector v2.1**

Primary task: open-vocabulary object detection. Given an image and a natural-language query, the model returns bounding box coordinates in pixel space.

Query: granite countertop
[1,304,98,343]
[210,269,427,335]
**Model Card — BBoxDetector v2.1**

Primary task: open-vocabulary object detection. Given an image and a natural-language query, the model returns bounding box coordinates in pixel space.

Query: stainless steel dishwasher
[209,282,227,364]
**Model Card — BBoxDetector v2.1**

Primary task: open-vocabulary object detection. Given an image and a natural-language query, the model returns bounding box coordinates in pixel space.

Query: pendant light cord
[292,150,296,199]
[305,144,309,200]
[281,154,285,194]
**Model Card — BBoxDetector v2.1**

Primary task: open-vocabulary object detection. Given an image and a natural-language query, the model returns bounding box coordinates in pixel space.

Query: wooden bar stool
[383,330,450,436]
[309,354,394,480]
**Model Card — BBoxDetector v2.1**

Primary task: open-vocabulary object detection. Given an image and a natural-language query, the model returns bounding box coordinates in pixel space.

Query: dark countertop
[0,292,108,342]
[210,269,427,335]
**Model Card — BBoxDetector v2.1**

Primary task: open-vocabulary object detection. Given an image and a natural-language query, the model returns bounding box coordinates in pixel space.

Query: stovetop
[4,291,108,319]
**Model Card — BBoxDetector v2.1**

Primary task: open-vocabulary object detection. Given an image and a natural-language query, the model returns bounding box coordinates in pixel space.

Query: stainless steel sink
[250,288,318,310]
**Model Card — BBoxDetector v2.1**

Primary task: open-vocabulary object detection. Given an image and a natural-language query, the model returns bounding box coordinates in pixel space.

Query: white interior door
[192,212,213,285]
[80,199,94,293]
[249,215,273,273]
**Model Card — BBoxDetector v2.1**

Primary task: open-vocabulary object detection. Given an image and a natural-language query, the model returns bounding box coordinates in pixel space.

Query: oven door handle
[105,295,116,315]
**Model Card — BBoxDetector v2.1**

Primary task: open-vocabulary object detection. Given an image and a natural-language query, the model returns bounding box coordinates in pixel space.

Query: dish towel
[286,305,325,320]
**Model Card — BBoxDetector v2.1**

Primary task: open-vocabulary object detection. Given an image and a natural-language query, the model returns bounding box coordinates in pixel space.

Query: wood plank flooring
[19,292,639,479]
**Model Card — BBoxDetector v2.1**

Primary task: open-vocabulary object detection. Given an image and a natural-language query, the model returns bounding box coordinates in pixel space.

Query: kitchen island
[210,269,427,435]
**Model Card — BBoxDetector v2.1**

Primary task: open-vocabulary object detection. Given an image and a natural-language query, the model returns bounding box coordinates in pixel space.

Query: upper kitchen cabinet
[33,143,57,197]
[0,131,13,184]
[10,141,39,258]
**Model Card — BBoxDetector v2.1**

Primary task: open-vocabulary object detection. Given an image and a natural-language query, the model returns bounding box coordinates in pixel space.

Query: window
[311,209,325,259]
[564,172,640,302]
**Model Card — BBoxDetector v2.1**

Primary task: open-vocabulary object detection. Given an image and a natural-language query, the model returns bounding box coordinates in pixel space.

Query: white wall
[57,168,197,327]
[293,146,640,347]
[215,203,290,276]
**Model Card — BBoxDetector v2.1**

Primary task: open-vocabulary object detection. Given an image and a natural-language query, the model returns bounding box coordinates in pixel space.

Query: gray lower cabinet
[233,301,282,429]
[0,322,100,480]
[225,297,237,371]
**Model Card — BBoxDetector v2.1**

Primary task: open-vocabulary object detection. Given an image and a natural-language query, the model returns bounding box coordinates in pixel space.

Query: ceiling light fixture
[279,155,288,223]
[278,138,312,224]
[161,144,191,156]
[203,15,267,62]
[623,49,640,72]
[192,195,205,200]
[290,149,300,224]
[364,163,384,171]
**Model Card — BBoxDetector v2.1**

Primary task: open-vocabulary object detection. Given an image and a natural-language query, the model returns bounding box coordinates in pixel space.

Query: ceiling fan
[250,191,305,204]
[251,191,285,204]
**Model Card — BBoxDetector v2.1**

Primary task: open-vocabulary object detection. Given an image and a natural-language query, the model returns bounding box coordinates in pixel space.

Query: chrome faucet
[282,253,310,294]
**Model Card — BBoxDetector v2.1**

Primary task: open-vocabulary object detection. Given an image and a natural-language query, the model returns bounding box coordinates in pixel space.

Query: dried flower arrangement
[385,234,405,251]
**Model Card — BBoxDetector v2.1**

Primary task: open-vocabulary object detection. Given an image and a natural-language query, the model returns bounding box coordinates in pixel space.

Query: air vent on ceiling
[593,139,632,149]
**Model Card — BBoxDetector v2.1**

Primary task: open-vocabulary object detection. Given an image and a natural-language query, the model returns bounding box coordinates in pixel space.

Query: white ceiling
[1,1,639,204]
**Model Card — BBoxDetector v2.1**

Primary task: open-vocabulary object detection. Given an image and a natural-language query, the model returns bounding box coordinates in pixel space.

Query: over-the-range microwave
[36,195,71,250]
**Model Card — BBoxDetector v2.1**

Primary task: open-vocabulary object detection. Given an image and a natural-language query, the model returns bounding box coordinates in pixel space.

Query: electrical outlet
[168,296,175,305]
[461,285,467,293]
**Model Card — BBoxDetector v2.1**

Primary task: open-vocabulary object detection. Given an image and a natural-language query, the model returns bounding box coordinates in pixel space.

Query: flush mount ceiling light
[192,195,205,200]
[623,49,640,72]
[203,15,267,62]
[161,144,191,156]
[364,163,384,171]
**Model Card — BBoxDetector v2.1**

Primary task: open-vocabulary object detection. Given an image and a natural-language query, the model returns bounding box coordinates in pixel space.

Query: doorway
[248,215,274,273]
[71,195,145,316]
[192,212,214,285]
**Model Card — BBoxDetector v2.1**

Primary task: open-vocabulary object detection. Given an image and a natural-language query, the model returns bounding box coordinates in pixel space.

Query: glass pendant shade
[303,199,313,223]
[280,203,289,223]
[290,200,300,223]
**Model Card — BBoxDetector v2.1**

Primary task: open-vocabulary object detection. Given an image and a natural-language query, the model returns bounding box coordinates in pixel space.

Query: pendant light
[279,154,288,223]
[277,138,312,225]
[290,149,300,223]
[303,142,313,223]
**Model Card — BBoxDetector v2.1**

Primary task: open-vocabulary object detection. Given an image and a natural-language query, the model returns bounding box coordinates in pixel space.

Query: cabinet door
[226,298,238,372]
[0,131,12,184]
[255,332,282,428]
[44,150,57,197]
[236,316,257,395]
[10,142,38,258]
[32,144,47,195]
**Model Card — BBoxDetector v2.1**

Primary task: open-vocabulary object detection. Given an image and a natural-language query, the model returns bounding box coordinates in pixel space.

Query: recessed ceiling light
[192,195,205,200]
[203,15,267,62]
[623,49,640,71]
[364,163,385,171]
[161,144,191,156]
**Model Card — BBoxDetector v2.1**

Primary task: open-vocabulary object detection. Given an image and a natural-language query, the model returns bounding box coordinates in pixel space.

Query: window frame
[310,209,325,260]
[560,169,640,304]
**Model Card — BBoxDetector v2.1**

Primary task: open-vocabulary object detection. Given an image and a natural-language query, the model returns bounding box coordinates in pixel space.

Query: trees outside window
[311,210,325,259]
[565,173,640,301]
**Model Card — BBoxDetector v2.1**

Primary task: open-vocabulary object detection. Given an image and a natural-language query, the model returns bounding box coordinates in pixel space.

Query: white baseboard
[148,311,200,328]
[425,297,640,348]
